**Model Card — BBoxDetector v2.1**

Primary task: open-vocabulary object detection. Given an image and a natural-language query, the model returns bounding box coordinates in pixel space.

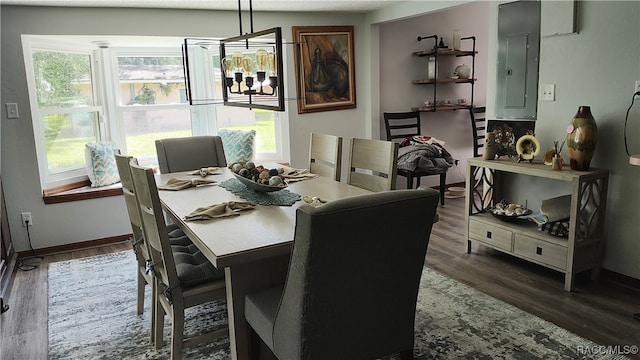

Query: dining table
[155,165,371,360]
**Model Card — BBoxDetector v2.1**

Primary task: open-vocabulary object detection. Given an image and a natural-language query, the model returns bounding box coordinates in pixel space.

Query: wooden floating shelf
[412,78,476,85]
[411,105,472,112]
[412,49,477,57]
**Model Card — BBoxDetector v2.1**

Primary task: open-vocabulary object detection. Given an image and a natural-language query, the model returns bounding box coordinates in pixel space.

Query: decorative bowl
[486,201,532,222]
[488,209,532,222]
[232,172,286,193]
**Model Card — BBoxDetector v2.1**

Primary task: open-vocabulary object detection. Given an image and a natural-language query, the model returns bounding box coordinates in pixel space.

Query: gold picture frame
[292,26,356,114]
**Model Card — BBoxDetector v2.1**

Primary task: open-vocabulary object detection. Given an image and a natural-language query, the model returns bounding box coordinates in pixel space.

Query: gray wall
[537,1,639,279]
[2,1,640,280]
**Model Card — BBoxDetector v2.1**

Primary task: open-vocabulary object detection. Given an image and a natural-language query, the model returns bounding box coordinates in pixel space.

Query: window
[23,36,286,190]
[111,52,192,167]
[184,44,283,161]
[23,39,103,188]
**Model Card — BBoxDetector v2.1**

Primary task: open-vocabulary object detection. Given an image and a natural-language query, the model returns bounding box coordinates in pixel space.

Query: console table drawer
[514,234,567,270]
[469,220,512,251]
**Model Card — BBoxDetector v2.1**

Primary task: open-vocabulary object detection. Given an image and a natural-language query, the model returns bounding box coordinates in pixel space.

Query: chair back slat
[309,133,343,182]
[347,138,398,192]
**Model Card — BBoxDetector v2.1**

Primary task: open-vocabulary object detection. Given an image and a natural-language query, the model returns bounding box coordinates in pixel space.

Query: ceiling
[0,0,406,12]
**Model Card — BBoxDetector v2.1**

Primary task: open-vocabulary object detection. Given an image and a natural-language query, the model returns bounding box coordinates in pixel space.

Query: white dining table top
[156,165,370,268]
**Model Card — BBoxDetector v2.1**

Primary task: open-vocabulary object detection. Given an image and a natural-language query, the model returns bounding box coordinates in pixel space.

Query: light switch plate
[540,84,555,101]
[5,103,19,119]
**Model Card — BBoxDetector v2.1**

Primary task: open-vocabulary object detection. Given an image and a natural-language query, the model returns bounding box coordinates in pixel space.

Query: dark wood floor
[1,196,639,359]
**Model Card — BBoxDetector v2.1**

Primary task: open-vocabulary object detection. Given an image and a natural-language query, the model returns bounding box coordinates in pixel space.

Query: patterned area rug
[48,251,625,360]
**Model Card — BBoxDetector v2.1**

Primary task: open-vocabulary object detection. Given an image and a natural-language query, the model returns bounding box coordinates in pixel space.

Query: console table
[464,158,609,291]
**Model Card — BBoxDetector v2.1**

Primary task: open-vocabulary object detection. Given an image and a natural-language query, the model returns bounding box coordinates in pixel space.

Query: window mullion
[95,47,122,147]
[93,48,112,142]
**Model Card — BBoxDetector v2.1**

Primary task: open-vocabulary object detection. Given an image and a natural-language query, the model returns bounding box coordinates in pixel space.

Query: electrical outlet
[21,212,32,227]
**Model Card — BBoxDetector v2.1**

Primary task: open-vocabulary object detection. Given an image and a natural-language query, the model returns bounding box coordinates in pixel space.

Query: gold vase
[567,106,597,171]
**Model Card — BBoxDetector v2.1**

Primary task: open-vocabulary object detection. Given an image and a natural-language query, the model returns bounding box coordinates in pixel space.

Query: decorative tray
[232,172,287,193]
[486,201,532,222]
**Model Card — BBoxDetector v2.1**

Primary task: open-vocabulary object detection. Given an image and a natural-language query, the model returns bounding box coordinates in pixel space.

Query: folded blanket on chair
[397,144,455,173]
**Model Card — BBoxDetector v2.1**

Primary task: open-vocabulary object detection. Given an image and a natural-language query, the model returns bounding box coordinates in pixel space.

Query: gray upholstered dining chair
[347,137,398,192]
[244,187,440,360]
[114,152,190,343]
[129,160,228,360]
[155,135,227,173]
[309,132,343,181]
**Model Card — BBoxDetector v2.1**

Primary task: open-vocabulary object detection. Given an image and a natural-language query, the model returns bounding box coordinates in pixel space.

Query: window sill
[43,180,122,204]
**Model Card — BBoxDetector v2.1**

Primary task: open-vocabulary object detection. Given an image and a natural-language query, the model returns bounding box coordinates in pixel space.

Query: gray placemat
[219,178,301,206]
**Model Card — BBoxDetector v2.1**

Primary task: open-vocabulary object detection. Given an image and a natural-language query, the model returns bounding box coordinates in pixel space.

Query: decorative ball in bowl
[230,162,287,193]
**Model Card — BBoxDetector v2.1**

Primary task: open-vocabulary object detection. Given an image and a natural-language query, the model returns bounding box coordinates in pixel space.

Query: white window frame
[22,36,106,189]
[107,47,192,161]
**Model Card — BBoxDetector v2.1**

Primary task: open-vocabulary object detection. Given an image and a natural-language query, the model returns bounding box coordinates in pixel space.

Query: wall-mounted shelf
[410,35,477,113]
[412,48,476,57]
[411,78,475,85]
[412,104,472,112]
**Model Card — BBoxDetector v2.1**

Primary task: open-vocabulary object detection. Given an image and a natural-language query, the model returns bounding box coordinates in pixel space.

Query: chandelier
[182,0,285,111]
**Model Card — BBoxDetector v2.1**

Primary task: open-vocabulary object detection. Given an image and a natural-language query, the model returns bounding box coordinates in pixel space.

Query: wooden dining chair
[244,187,440,360]
[309,132,343,181]
[114,152,190,343]
[347,138,398,192]
[383,111,447,205]
[155,135,227,173]
[129,161,228,360]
